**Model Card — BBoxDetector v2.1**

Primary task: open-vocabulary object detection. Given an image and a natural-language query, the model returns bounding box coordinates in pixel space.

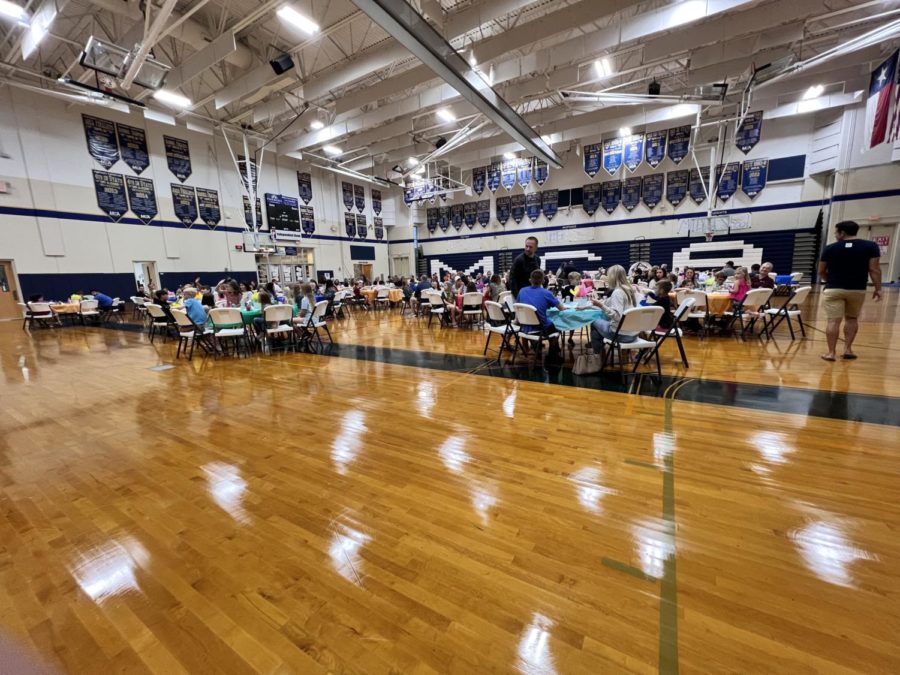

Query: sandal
[820,354,837,362]
[842,353,858,360]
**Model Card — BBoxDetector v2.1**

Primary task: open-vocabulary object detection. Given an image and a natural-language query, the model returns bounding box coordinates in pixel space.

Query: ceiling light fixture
[310,119,324,130]
[593,57,613,78]
[277,7,319,35]
[322,144,342,156]
[619,127,632,137]
[407,157,420,166]
[0,0,26,21]
[503,151,516,160]
[436,108,456,122]
[152,89,191,108]
[802,84,824,100]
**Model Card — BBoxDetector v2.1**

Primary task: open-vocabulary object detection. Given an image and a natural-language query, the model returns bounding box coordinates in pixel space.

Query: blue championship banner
[426,207,438,233]
[488,163,501,193]
[534,158,549,185]
[92,170,126,222]
[542,189,558,220]
[403,186,414,206]
[342,181,354,210]
[171,184,197,227]
[511,194,526,224]
[601,180,622,215]
[371,189,381,215]
[438,206,450,232]
[196,188,221,228]
[464,202,477,228]
[645,130,667,168]
[716,162,740,202]
[163,135,192,182]
[666,170,689,207]
[622,177,641,211]
[582,183,601,216]
[526,192,542,222]
[354,184,365,212]
[667,125,690,165]
[116,123,148,174]
[472,166,486,195]
[622,133,644,172]
[298,171,312,204]
[517,157,532,189]
[300,206,315,235]
[736,110,763,154]
[83,115,119,169]
[345,212,356,237]
[583,142,601,178]
[356,214,367,239]
[501,159,517,191]
[451,204,464,230]
[602,137,623,176]
[243,196,262,228]
[477,200,491,227]
[689,166,710,204]
[642,174,664,210]
[374,216,384,240]
[125,176,157,223]
[496,196,511,225]
[741,158,768,198]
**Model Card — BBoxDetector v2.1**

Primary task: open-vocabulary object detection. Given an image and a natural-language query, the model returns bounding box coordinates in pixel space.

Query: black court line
[91,321,900,428]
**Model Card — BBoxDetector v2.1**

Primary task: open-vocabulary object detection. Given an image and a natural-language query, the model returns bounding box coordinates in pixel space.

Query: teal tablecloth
[547,304,606,331]
[240,305,298,324]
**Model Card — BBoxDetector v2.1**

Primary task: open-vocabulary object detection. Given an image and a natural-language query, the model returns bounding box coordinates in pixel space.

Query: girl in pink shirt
[729,267,750,303]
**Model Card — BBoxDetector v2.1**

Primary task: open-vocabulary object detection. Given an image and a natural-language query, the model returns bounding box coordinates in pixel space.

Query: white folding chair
[79,299,101,325]
[130,296,148,321]
[723,288,773,338]
[25,302,57,329]
[764,286,811,340]
[790,272,803,284]
[498,290,512,305]
[461,292,484,328]
[424,290,447,328]
[332,290,347,319]
[18,303,31,331]
[483,300,520,361]
[600,306,664,381]
[262,304,296,352]
[145,303,171,342]
[683,290,709,336]
[171,309,213,360]
[375,288,390,310]
[651,297,695,368]
[510,303,559,364]
[305,300,333,346]
[209,308,251,357]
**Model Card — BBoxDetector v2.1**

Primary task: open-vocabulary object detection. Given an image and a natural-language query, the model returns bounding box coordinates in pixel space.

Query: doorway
[860,223,899,283]
[133,261,159,294]
[353,263,373,283]
[392,255,410,278]
[0,260,21,320]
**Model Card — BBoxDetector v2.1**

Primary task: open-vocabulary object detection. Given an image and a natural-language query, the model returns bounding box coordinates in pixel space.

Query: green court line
[601,557,658,583]
[658,397,679,674]
[623,458,661,470]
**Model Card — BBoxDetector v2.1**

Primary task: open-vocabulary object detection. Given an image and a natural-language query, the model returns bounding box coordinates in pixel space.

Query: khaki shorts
[823,288,866,320]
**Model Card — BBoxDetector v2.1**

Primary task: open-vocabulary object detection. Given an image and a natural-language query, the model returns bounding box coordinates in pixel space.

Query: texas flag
[865,50,898,148]
[889,50,900,144]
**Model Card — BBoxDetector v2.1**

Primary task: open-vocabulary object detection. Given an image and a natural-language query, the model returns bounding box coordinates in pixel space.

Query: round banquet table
[547,303,607,331]
[670,291,732,316]
[362,288,403,303]
[362,288,377,302]
[239,305,298,324]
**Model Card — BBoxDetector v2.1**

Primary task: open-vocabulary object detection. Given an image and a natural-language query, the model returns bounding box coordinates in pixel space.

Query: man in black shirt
[509,236,541,299]
[818,220,882,361]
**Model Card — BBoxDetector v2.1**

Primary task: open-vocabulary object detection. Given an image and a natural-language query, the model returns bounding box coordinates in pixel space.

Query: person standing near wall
[509,236,541,300]
[818,220,882,362]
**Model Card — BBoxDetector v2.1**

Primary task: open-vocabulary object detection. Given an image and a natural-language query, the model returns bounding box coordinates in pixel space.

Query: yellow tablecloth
[670,292,732,316]
[362,288,403,302]
[50,303,80,314]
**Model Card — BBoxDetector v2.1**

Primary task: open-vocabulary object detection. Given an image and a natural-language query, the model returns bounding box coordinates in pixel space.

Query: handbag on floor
[572,348,603,375]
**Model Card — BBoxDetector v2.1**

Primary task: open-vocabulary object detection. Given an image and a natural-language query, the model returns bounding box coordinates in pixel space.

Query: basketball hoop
[704,231,715,242]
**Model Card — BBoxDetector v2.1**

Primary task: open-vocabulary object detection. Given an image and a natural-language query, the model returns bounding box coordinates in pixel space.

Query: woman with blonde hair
[588,264,639,350]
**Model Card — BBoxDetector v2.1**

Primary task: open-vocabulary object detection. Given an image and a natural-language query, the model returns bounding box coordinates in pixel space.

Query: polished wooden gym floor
[1,289,899,673]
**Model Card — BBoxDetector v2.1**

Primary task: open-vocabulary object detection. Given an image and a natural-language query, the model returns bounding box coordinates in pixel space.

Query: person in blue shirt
[516,269,568,362]
[181,287,208,326]
[413,274,433,315]
[90,290,114,309]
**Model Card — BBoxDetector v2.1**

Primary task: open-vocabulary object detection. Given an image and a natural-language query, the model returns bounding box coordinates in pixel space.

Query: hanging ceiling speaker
[648,80,661,96]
